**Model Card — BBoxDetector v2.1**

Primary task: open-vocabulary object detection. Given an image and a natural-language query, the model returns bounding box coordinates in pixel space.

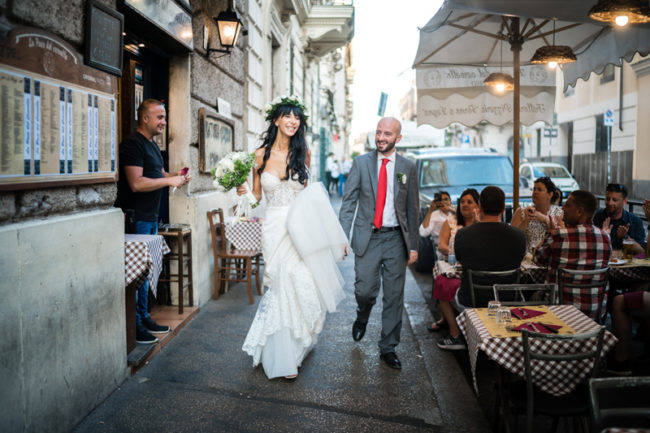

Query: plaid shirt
[533,223,612,320]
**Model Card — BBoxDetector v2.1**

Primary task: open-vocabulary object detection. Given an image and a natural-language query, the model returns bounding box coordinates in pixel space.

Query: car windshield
[532,165,571,178]
[419,156,512,188]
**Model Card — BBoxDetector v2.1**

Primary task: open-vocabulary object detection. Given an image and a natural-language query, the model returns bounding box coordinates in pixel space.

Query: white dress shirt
[377,151,397,227]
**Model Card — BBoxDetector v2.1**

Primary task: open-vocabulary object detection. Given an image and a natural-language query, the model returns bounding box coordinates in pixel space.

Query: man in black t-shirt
[437,186,526,351]
[115,99,191,344]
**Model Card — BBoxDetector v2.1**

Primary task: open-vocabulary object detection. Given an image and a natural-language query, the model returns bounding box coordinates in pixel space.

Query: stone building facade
[0,0,353,431]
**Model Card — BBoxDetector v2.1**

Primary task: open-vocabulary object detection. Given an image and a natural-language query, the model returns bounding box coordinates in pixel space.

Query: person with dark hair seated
[419,190,455,261]
[534,190,612,320]
[437,186,526,350]
[593,183,645,255]
[608,290,650,375]
[511,176,563,256]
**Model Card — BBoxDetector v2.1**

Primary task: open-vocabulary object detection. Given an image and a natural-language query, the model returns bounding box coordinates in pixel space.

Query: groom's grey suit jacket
[339,150,420,257]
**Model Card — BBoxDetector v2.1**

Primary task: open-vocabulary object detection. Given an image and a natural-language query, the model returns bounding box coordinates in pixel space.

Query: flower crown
[264,95,309,122]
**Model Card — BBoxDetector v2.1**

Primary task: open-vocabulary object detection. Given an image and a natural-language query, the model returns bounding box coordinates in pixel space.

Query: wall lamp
[207,1,243,54]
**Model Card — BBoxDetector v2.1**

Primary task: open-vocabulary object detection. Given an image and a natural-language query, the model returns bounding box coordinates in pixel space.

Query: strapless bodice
[261,172,304,207]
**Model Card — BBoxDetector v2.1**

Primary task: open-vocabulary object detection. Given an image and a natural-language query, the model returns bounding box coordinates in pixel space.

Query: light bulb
[548,61,558,69]
[615,15,629,27]
[223,26,236,38]
[496,83,505,92]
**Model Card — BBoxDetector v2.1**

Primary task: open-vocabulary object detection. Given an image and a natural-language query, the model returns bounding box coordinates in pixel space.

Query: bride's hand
[343,245,349,260]
[236,184,248,196]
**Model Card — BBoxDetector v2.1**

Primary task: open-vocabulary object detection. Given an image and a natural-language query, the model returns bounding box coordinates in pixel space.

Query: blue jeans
[135,220,158,329]
[339,174,348,196]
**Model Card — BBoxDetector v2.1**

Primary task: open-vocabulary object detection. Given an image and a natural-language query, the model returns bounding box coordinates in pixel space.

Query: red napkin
[512,322,561,334]
[510,307,545,320]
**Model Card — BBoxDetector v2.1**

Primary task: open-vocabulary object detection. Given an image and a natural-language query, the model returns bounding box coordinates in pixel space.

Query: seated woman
[511,176,563,257]
[419,190,455,261]
[428,188,480,332]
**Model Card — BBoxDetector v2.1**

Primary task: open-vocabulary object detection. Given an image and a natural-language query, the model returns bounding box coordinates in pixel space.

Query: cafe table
[521,257,650,285]
[124,234,170,295]
[456,304,617,397]
[224,217,263,251]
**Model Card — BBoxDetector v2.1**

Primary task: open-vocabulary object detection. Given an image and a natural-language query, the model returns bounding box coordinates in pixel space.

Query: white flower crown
[264,95,309,122]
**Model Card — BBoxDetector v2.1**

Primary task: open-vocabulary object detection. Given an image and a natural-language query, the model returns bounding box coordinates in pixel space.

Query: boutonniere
[397,172,407,184]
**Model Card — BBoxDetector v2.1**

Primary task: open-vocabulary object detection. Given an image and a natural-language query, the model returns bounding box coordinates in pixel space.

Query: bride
[239,96,346,379]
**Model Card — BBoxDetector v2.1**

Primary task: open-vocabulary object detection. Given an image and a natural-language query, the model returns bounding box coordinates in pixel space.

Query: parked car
[403,147,532,272]
[519,162,579,198]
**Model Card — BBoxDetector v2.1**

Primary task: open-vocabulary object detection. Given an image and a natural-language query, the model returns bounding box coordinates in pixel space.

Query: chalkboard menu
[0,27,117,190]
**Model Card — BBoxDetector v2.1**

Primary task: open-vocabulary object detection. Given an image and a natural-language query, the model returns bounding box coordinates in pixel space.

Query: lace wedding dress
[242,172,346,379]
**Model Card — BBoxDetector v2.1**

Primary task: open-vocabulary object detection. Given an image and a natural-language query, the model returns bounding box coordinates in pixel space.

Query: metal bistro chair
[493,283,558,306]
[207,208,262,304]
[589,376,650,432]
[557,267,609,324]
[467,268,520,308]
[508,326,606,433]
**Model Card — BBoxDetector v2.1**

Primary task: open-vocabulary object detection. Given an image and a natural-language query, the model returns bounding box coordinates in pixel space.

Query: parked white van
[519,162,580,198]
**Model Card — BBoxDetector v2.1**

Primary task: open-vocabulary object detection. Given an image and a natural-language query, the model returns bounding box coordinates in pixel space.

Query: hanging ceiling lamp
[530,20,577,69]
[484,35,514,92]
[589,0,650,27]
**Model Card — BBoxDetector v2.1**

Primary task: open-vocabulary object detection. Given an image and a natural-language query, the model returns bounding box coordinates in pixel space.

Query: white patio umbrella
[414,0,650,207]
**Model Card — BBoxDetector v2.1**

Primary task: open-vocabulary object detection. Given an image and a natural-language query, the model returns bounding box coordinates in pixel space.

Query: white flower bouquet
[211,152,259,208]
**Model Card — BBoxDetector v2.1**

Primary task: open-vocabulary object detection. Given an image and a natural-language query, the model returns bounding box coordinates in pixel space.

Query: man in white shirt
[338,155,352,196]
[325,152,336,195]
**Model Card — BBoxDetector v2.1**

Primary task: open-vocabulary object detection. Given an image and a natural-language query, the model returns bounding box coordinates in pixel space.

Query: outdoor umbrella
[414,0,650,207]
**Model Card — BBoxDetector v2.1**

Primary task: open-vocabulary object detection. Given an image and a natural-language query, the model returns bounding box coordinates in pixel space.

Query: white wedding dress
[242,172,346,379]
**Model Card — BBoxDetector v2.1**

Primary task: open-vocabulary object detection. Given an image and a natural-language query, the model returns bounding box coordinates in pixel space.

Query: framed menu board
[198,108,234,173]
[0,26,117,190]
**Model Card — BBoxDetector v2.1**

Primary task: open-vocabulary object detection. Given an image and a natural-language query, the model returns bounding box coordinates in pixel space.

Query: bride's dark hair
[257,104,309,185]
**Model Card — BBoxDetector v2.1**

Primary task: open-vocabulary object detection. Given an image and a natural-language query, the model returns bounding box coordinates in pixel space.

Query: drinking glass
[487,300,501,317]
[496,307,512,326]
[622,237,635,260]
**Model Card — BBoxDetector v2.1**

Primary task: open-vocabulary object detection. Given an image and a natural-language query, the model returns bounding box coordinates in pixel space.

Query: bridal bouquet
[211,151,259,209]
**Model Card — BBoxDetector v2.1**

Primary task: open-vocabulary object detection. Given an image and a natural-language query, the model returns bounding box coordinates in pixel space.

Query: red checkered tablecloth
[124,234,170,296]
[457,305,617,397]
[225,220,263,251]
[609,259,650,283]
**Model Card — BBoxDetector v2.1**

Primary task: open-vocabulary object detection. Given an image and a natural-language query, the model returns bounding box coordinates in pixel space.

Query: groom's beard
[376,138,396,155]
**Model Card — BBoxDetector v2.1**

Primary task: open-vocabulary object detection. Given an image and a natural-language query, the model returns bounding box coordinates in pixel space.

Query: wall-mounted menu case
[0,26,118,190]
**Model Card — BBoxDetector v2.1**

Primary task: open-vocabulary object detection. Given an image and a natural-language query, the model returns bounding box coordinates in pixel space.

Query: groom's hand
[407,250,418,266]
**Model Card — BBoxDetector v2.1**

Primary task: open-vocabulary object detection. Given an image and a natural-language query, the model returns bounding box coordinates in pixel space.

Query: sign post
[377,92,388,117]
[604,108,614,183]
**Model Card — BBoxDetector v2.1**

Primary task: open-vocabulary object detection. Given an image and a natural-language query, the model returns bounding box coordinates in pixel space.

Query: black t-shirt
[455,222,526,307]
[114,132,165,222]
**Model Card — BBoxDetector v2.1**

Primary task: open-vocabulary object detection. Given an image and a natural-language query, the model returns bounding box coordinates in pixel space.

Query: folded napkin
[512,322,561,334]
[510,307,545,320]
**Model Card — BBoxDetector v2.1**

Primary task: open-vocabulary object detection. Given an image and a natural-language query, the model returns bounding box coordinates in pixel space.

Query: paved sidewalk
[74,197,490,433]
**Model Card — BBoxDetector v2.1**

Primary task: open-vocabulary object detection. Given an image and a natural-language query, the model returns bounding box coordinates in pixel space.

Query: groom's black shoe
[352,320,367,341]
[380,352,402,370]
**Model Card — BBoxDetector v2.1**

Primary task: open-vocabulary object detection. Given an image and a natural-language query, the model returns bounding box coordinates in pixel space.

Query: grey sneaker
[437,334,466,351]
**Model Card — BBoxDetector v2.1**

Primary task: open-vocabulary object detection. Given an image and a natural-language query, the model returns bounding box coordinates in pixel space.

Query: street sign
[543,128,558,138]
[377,92,388,117]
[604,108,615,126]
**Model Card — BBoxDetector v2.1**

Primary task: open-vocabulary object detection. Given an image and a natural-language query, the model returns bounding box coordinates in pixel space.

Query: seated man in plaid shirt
[533,190,612,320]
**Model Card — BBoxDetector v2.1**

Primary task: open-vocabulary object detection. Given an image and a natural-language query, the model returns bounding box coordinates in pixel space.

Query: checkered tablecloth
[432,260,461,279]
[225,220,262,250]
[609,260,650,283]
[124,234,170,296]
[457,304,617,397]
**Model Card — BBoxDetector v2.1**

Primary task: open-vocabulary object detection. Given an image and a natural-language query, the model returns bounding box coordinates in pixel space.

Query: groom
[339,117,419,369]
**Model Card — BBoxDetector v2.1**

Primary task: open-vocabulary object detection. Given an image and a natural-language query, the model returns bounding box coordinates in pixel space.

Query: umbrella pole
[510,17,522,211]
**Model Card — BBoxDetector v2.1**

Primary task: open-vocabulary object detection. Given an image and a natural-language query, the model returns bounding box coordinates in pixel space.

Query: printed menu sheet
[0,67,116,180]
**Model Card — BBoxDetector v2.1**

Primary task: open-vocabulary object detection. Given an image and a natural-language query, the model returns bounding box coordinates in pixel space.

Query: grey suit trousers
[354,229,407,354]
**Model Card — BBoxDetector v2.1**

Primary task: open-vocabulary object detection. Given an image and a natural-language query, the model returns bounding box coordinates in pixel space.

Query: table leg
[178,231,184,315]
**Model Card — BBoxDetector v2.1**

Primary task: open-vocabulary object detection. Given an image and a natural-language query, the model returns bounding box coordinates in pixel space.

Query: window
[419,156,513,188]
[595,114,611,152]
[600,64,615,84]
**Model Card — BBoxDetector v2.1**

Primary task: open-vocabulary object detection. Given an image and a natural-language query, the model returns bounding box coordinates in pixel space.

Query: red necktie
[373,158,389,229]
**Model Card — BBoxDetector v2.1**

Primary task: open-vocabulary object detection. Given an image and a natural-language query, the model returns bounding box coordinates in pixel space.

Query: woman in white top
[511,176,564,255]
[419,191,455,260]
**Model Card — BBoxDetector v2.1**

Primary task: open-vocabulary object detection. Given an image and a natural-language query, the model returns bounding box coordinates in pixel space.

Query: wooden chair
[467,268,520,307]
[207,208,262,304]
[557,267,609,323]
[589,376,650,432]
[493,283,558,306]
[507,326,605,433]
